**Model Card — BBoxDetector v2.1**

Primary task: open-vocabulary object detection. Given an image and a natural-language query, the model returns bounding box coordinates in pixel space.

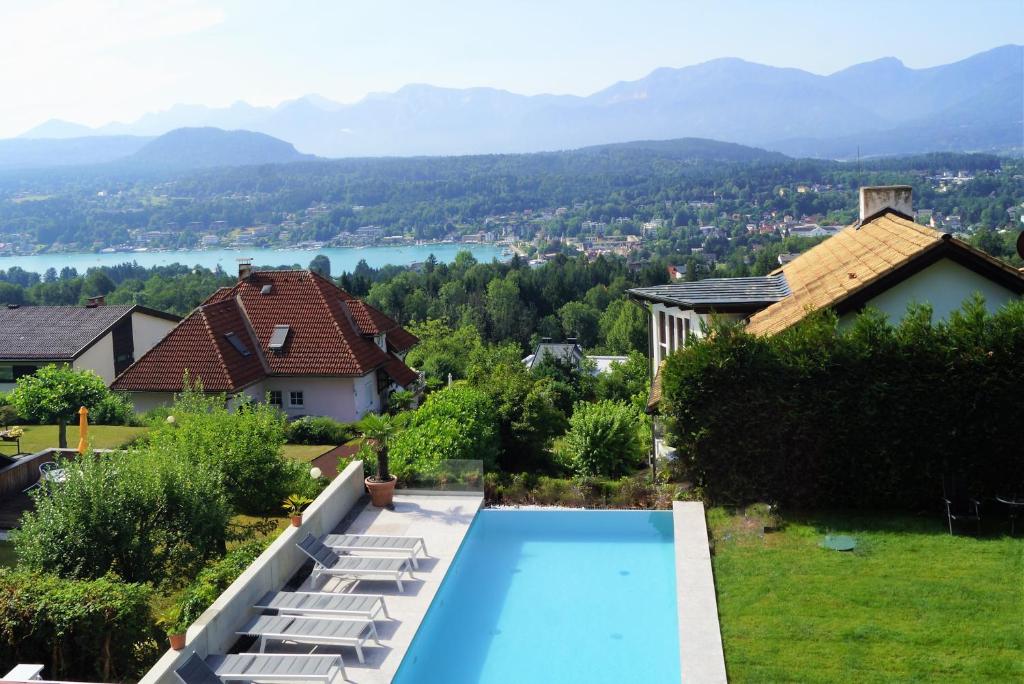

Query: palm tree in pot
[359,413,398,507]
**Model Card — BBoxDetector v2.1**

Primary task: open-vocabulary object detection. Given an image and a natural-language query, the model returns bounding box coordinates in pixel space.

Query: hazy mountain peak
[5,46,1020,160]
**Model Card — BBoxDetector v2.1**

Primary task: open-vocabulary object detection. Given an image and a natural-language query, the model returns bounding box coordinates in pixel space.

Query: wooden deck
[0,490,33,529]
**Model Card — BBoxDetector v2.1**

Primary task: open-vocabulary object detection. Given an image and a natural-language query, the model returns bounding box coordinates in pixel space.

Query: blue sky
[0,0,1020,137]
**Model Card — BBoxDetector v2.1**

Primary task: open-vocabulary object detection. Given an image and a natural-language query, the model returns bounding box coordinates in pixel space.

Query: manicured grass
[280,444,335,462]
[12,424,150,454]
[708,509,1024,683]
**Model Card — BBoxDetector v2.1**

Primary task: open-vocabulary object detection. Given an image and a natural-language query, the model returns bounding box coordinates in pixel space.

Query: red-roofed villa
[112,262,420,422]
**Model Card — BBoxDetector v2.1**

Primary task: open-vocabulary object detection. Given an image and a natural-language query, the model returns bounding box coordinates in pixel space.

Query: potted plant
[159,606,189,651]
[358,413,398,508]
[282,494,313,526]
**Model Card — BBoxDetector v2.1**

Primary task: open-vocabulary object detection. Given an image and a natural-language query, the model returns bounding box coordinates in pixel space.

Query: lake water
[0,243,505,276]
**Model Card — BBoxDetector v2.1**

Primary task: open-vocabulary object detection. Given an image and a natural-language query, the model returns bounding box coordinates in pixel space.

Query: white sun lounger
[255,590,390,620]
[238,614,381,663]
[297,534,415,591]
[175,651,345,684]
[322,533,429,568]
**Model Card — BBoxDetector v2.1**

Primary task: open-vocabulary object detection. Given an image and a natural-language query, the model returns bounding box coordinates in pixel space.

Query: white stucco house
[111,265,420,422]
[0,298,180,392]
[629,185,1024,456]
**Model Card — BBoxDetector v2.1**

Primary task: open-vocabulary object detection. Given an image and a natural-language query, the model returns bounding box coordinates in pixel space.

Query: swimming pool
[394,510,681,683]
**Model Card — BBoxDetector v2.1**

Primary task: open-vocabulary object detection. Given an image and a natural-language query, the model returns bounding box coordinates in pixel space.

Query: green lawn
[708,509,1024,683]
[12,424,150,454]
[10,426,332,463]
[280,444,335,462]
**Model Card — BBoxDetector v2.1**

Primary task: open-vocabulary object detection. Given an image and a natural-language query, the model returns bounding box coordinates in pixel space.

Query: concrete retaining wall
[140,459,366,684]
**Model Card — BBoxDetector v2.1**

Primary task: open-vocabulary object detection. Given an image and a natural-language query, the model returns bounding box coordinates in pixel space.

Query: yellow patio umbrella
[77,406,89,454]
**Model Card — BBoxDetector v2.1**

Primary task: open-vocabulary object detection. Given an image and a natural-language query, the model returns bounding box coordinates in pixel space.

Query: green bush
[389,384,500,482]
[168,539,269,634]
[285,416,354,445]
[90,392,139,426]
[147,385,289,515]
[12,450,231,585]
[660,298,1024,509]
[560,400,645,478]
[0,570,158,681]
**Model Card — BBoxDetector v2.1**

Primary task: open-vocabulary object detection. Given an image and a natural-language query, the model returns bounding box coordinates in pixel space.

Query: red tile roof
[112,270,419,393]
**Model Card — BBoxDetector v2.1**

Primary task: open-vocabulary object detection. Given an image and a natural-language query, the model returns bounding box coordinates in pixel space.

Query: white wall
[649,303,741,367]
[263,375,378,423]
[127,391,177,413]
[73,332,116,384]
[839,258,1020,326]
[132,312,177,358]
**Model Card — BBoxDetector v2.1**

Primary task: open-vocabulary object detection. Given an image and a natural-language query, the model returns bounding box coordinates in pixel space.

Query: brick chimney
[237,257,253,281]
[85,295,105,308]
[859,185,913,224]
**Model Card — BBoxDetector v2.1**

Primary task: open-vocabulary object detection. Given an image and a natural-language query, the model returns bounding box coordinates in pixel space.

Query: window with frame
[268,390,282,407]
[289,391,304,407]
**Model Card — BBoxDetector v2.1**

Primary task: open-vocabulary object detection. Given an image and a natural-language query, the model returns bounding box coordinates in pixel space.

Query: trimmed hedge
[660,298,1024,509]
[0,570,158,681]
[285,416,355,445]
[169,539,269,634]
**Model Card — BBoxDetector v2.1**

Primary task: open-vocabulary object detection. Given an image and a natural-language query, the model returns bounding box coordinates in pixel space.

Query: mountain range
[10,44,1024,164]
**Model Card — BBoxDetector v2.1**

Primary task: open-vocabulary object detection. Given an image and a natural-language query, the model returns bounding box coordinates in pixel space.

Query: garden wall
[138,459,366,684]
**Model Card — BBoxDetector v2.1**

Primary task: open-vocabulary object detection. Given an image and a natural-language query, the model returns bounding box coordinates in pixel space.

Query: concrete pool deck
[293,492,483,683]
[673,501,728,683]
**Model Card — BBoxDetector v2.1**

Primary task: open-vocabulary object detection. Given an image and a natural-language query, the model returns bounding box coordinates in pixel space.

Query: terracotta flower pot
[168,633,186,651]
[365,476,397,507]
[290,514,302,527]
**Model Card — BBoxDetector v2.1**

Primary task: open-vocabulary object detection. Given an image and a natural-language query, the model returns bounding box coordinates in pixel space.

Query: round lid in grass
[821,534,857,551]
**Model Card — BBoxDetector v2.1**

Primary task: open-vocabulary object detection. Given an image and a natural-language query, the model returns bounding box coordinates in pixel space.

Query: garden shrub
[9,366,109,445]
[91,392,139,426]
[147,385,289,515]
[13,450,231,585]
[0,570,158,681]
[389,383,500,482]
[660,298,1024,509]
[560,399,645,478]
[285,416,354,445]
[169,539,269,634]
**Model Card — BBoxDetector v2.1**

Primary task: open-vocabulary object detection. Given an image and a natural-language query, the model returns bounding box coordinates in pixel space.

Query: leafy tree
[309,254,332,277]
[146,383,289,514]
[389,384,500,481]
[467,344,567,471]
[10,366,109,448]
[594,351,650,405]
[599,299,648,354]
[485,276,531,346]
[13,449,231,583]
[404,320,483,386]
[558,301,600,348]
[560,400,645,478]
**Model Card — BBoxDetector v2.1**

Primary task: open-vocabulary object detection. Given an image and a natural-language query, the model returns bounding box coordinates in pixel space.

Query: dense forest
[0,143,1019,249]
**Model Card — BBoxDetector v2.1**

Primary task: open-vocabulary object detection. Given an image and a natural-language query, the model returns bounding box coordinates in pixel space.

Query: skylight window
[261,284,273,295]
[224,332,251,357]
[269,324,290,352]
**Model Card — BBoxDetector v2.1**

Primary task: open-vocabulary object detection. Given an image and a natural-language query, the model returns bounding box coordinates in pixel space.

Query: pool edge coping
[673,501,728,683]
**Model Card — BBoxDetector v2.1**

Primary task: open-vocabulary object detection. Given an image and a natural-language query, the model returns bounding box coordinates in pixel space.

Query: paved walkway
[256,493,482,683]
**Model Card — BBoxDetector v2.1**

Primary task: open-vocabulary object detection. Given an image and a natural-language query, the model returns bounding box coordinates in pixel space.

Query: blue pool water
[394,510,681,683]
